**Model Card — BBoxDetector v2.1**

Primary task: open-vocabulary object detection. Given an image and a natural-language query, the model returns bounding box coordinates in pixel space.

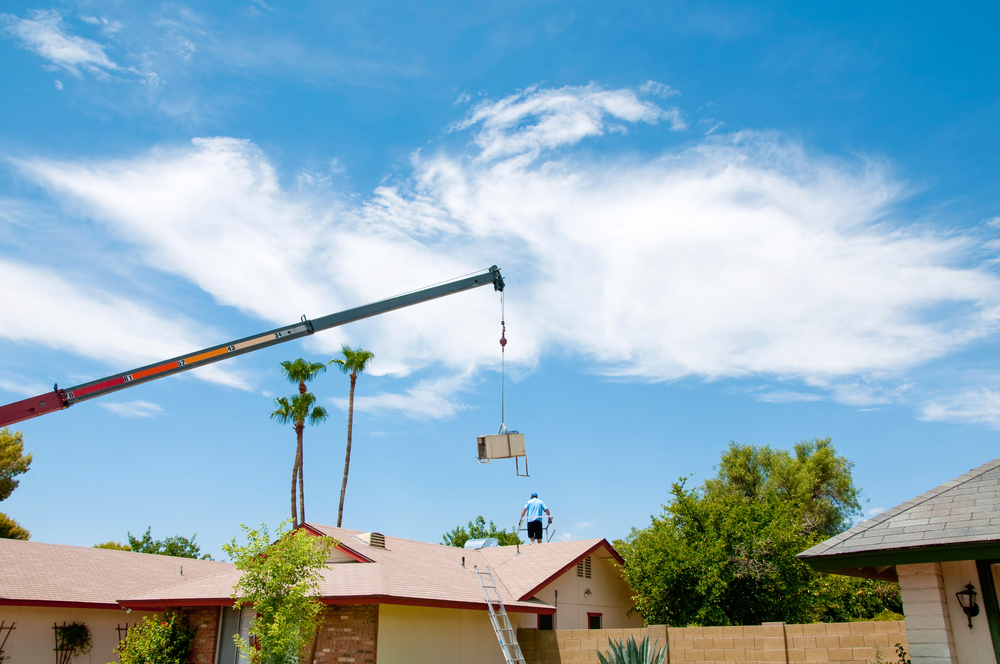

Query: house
[0,539,231,663]
[0,524,640,663]
[798,456,1000,664]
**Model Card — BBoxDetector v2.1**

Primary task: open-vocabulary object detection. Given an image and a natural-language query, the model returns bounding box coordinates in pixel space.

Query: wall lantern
[955,583,980,629]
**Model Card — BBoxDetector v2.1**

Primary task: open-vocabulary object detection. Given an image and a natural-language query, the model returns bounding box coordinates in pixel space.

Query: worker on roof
[520,492,551,544]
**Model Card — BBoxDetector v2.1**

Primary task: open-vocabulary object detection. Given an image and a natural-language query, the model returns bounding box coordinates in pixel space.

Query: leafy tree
[0,512,29,540]
[223,521,334,664]
[705,438,861,537]
[0,428,32,540]
[115,612,195,664]
[329,345,374,528]
[442,516,522,547]
[617,479,819,626]
[275,359,328,526]
[93,541,131,551]
[127,528,213,559]
[616,439,899,626]
[0,428,31,501]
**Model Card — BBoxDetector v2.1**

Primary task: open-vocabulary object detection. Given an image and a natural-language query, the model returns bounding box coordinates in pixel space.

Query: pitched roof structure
[798,456,1000,580]
[123,524,622,613]
[0,539,233,608]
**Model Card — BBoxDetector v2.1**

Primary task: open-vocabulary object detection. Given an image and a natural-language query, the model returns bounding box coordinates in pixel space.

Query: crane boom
[0,265,504,428]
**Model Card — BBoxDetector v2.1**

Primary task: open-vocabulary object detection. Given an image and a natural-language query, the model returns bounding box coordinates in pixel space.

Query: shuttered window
[216,606,255,664]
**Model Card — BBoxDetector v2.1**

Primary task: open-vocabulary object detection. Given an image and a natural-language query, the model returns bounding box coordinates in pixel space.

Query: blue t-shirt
[524,498,547,522]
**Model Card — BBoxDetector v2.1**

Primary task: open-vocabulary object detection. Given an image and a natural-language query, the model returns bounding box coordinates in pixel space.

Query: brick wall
[310,604,379,664]
[517,620,909,663]
[182,606,221,664]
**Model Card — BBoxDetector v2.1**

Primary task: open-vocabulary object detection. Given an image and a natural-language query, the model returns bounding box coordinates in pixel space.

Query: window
[576,557,592,578]
[588,613,602,629]
[537,614,553,630]
[216,606,255,664]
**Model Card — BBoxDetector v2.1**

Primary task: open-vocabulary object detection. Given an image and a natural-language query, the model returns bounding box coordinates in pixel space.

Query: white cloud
[452,84,685,162]
[15,83,1000,416]
[99,400,164,418]
[54,79,63,90]
[0,10,154,81]
[920,388,1000,428]
[755,391,824,403]
[0,259,249,391]
[1,10,117,76]
[867,507,886,516]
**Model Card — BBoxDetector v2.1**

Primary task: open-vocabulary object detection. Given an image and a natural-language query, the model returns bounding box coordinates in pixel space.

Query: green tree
[705,438,861,537]
[223,521,334,664]
[616,439,899,626]
[93,541,131,551]
[0,428,32,540]
[617,479,819,626]
[329,345,374,528]
[127,527,214,559]
[275,359,328,527]
[115,612,195,664]
[0,428,31,501]
[0,512,29,540]
[442,516,523,547]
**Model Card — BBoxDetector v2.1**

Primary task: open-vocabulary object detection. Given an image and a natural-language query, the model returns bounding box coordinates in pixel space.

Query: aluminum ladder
[474,565,526,664]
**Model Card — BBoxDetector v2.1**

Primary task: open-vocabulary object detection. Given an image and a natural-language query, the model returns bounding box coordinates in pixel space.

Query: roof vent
[464,537,499,550]
[576,557,592,578]
[357,532,386,548]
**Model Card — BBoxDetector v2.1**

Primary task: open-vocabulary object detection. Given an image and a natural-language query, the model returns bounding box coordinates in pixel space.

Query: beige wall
[518,621,909,664]
[0,605,156,664]
[528,553,643,630]
[940,560,998,664]
[377,604,513,664]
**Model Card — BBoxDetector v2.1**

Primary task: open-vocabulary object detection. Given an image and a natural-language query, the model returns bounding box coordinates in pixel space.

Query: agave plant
[596,635,667,664]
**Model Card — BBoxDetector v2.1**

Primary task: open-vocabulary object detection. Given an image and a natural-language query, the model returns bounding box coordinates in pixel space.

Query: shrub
[114,612,195,664]
[596,635,667,664]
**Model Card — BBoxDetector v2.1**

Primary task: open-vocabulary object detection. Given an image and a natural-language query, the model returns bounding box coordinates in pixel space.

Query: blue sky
[1,0,999,559]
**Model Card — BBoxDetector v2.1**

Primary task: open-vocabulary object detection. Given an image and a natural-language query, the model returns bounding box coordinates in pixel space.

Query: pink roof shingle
[0,539,233,607]
[124,524,622,613]
[1,525,625,614]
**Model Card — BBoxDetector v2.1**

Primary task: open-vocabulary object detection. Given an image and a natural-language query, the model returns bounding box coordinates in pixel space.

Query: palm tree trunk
[337,373,357,528]
[290,456,298,527]
[299,434,306,525]
[293,421,304,526]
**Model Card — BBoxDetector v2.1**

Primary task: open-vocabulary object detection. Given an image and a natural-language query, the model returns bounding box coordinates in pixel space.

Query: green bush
[114,612,195,664]
[596,635,667,664]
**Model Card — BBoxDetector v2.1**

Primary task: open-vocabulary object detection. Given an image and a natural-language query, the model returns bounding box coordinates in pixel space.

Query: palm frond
[279,358,328,384]
[330,344,375,374]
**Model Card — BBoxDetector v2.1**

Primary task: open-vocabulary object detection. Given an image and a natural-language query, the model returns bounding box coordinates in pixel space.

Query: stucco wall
[527,552,643,630]
[376,604,513,664]
[518,621,909,664]
[0,605,156,664]
[940,560,998,664]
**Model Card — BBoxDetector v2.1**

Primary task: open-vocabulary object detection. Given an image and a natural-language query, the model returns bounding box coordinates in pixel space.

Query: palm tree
[330,345,375,528]
[273,359,328,526]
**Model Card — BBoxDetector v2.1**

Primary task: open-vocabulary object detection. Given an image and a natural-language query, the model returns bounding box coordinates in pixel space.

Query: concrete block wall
[897,563,959,664]
[310,604,379,664]
[517,620,908,664]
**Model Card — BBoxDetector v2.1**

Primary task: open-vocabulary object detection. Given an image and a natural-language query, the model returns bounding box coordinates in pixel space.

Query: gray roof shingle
[799,456,1000,562]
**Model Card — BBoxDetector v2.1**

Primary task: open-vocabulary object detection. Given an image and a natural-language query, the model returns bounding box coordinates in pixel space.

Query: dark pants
[527,520,543,540]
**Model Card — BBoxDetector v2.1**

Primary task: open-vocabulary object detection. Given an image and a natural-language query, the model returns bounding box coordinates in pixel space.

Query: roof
[0,539,233,608]
[798,456,1000,579]
[124,524,624,614]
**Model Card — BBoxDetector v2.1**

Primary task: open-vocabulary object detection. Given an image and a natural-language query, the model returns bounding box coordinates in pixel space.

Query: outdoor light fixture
[583,589,592,597]
[955,583,980,629]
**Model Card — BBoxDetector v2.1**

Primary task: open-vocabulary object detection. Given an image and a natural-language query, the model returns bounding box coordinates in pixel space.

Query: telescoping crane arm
[0,266,505,428]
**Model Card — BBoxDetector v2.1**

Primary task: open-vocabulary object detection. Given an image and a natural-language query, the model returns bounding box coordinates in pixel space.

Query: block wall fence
[517,620,908,664]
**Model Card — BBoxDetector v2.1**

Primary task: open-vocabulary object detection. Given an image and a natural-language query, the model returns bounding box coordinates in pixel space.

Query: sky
[1,0,999,560]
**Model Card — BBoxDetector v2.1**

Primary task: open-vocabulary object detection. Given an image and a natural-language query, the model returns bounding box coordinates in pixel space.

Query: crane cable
[499,290,507,433]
